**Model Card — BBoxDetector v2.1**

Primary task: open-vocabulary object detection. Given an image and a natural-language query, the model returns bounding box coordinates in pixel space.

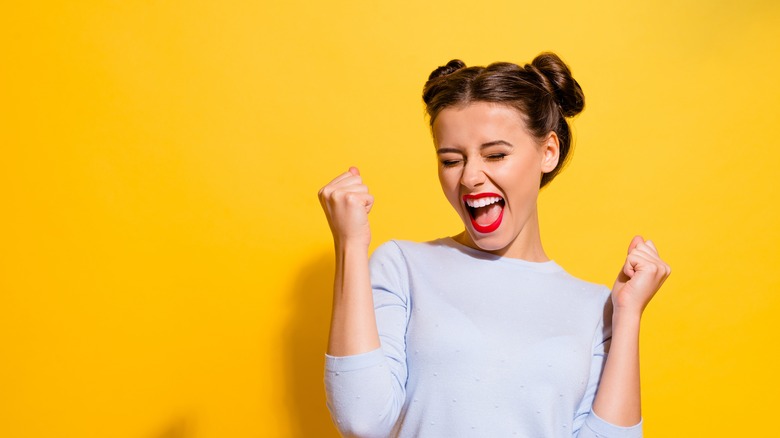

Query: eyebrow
[436,140,514,155]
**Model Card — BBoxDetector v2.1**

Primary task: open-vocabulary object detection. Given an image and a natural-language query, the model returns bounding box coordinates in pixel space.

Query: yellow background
[2,1,779,437]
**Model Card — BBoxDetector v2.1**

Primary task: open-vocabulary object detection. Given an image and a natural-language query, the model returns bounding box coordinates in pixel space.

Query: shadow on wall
[285,251,341,437]
[151,416,193,438]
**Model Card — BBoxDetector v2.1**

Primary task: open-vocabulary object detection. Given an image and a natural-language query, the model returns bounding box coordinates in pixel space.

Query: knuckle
[335,192,348,203]
[344,192,359,202]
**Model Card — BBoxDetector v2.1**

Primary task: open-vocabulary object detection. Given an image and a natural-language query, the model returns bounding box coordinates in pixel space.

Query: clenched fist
[318,167,374,248]
[611,236,671,315]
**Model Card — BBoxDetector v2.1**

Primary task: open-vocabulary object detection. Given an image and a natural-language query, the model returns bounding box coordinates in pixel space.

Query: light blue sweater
[325,238,643,438]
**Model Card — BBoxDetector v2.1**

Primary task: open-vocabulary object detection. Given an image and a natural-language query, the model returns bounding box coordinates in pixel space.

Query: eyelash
[440,154,507,168]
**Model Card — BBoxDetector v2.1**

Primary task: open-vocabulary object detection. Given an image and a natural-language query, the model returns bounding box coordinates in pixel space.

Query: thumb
[627,235,644,254]
[612,264,631,292]
[349,166,360,176]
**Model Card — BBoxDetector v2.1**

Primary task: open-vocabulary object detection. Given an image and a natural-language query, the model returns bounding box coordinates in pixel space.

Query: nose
[460,158,486,189]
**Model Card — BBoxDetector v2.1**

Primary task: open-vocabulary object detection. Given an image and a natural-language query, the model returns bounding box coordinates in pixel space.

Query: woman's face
[432,102,559,259]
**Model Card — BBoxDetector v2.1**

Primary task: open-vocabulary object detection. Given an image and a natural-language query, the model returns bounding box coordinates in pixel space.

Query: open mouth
[463,193,505,234]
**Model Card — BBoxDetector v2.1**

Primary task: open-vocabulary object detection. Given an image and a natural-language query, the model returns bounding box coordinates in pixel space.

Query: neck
[454,212,549,262]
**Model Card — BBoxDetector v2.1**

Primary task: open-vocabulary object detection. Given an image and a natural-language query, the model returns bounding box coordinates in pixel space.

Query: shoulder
[369,238,463,282]
[545,268,614,341]
[367,240,433,299]
[371,238,454,262]
[368,240,425,278]
[560,269,611,296]
[544,266,612,311]
[370,240,408,263]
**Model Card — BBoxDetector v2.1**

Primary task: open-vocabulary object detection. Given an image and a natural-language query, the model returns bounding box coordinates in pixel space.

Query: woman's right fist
[318,167,374,247]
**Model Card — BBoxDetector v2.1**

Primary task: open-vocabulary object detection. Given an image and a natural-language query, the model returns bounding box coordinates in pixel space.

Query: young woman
[318,52,670,438]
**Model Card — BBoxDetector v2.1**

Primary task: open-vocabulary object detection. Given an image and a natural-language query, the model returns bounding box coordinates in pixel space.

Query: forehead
[432,102,530,146]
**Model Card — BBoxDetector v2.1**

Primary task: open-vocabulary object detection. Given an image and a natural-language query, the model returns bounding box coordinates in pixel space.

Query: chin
[465,229,513,253]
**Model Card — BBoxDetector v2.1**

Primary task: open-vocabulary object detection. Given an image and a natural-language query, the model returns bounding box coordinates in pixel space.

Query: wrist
[334,237,370,253]
[611,308,642,328]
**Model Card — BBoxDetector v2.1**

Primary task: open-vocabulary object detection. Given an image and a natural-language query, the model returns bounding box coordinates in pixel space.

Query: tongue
[473,203,502,226]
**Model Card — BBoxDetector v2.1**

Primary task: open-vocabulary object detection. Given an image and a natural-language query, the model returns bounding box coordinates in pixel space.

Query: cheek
[438,170,462,209]
[499,158,542,199]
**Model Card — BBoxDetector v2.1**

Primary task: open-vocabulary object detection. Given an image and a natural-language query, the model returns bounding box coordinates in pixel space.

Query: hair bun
[527,53,584,117]
[428,59,467,81]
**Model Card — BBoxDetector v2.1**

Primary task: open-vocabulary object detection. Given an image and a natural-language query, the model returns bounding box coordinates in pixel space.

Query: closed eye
[440,159,462,168]
[486,153,506,161]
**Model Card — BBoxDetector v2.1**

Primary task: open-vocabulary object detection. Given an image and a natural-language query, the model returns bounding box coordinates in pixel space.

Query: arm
[319,168,408,436]
[318,167,381,356]
[591,236,671,426]
[324,242,410,437]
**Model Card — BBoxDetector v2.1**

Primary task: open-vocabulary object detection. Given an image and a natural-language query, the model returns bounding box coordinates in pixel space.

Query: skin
[432,102,558,261]
[318,167,380,356]
[318,101,671,427]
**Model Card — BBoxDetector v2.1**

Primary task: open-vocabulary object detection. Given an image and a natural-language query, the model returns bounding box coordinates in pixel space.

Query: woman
[318,52,670,437]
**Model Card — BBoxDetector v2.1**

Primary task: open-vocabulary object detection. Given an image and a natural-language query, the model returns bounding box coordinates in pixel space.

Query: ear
[540,132,560,173]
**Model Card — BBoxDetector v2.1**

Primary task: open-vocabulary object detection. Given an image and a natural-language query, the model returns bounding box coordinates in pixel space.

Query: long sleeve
[324,238,648,437]
[572,295,643,438]
[324,241,411,437]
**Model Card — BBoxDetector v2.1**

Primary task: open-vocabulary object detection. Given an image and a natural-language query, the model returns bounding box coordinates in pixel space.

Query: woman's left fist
[611,235,671,315]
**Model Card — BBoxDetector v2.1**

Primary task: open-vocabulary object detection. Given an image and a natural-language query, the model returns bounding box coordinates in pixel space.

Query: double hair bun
[525,53,584,118]
[425,53,584,118]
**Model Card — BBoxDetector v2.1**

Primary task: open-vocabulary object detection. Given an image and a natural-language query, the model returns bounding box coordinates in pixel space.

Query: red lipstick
[463,192,501,201]
[462,193,504,234]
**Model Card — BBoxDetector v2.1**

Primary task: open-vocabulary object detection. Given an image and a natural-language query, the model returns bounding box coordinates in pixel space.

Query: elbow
[324,355,404,437]
[326,392,400,438]
[332,419,395,438]
[327,406,397,438]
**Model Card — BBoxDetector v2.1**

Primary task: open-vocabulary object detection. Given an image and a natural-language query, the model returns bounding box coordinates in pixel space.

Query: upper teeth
[466,196,502,208]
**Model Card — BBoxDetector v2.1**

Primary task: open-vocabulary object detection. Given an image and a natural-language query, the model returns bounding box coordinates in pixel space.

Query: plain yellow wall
[2,1,779,437]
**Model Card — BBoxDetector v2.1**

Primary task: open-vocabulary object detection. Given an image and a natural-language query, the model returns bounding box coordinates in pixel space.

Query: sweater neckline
[438,237,563,273]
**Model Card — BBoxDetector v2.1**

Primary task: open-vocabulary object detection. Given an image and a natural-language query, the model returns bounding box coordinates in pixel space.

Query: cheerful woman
[318,52,670,438]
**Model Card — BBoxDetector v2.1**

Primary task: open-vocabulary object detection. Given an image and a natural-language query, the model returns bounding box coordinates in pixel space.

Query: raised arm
[591,235,671,426]
[318,166,381,356]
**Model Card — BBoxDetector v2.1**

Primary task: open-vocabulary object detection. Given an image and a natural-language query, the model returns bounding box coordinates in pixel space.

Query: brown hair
[422,52,585,188]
